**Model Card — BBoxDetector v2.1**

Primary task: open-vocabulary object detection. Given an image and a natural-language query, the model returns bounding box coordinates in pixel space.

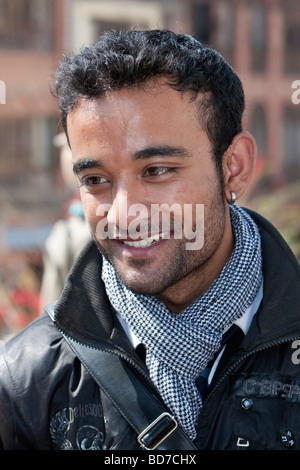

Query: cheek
[80,194,100,233]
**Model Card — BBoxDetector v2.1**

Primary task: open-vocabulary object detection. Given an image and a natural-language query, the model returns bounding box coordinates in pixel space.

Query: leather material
[52,319,197,450]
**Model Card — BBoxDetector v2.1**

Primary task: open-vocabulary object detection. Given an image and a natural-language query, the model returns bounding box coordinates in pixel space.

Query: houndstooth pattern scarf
[101,205,263,440]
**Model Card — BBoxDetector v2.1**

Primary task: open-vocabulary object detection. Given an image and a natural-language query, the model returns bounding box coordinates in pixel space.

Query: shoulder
[2,312,62,357]
[0,313,75,394]
[245,208,300,275]
[0,313,83,449]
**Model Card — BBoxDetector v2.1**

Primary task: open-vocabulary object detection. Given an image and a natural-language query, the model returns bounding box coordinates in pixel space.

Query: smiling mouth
[122,231,170,248]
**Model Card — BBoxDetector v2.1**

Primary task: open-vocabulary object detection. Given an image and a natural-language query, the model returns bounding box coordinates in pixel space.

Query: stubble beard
[96,237,194,296]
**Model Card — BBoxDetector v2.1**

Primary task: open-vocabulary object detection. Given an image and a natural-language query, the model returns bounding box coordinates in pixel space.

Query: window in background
[284,0,300,74]
[283,107,300,177]
[0,117,56,183]
[191,2,211,45]
[250,1,267,73]
[213,0,235,65]
[0,0,55,51]
[251,105,267,155]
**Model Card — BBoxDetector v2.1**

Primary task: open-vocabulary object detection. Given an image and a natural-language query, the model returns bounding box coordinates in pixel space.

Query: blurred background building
[0,0,299,339]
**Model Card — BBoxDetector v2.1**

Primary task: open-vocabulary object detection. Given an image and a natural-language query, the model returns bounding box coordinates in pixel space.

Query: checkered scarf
[101,205,262,440]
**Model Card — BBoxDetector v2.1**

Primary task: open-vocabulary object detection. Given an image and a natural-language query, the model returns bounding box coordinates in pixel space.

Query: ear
[223,131,257,203]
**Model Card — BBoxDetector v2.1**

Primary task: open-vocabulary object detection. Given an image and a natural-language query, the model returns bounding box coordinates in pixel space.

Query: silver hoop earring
[229,191,236,204]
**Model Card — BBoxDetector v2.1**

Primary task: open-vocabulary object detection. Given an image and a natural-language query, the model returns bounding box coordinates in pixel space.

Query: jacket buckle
[137,412,178,450]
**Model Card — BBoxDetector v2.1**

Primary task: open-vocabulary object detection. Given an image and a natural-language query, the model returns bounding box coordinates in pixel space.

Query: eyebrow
[73,158,102,175]
[133,145,192,160]
[72,145,191,175]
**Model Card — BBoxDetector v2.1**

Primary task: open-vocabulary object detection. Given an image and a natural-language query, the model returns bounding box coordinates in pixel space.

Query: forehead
[66,78,210,165]
[68,78,200,132]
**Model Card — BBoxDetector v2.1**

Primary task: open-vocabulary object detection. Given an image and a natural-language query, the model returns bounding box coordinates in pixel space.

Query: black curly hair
[54,29,245,180]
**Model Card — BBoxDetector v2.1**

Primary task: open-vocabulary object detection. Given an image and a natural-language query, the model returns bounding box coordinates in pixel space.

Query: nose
[107,184,150,238]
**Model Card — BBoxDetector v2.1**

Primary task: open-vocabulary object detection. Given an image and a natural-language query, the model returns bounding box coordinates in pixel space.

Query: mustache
[95,202,205,249]
[98,219,179,239]
[97,210,185,240]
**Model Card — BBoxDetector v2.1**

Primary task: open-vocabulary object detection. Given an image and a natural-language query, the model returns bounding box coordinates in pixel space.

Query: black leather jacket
[0,210,300,450]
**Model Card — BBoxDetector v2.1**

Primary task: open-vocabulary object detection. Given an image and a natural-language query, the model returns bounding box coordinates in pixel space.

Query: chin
[115,269,164,296]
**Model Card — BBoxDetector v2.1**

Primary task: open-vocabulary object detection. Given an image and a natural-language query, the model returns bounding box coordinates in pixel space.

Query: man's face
[67,79,231,307]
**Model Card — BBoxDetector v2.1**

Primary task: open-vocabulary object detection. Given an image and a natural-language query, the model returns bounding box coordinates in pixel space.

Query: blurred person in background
[39,133,90,310]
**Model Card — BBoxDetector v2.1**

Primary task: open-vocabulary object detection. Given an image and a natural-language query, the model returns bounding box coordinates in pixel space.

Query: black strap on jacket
[46,304,198,451]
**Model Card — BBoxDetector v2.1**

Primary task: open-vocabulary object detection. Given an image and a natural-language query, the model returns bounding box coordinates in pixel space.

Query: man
[0,29,299,451]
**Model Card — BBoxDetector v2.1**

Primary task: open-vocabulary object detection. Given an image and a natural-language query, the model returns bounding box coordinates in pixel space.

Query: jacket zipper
[203,334,300,408]
[194,334,300,448]
[109,348,160,394]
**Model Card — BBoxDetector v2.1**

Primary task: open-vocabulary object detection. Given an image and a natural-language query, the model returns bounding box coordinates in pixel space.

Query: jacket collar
[54,209,300,351]
[241,209,300,350]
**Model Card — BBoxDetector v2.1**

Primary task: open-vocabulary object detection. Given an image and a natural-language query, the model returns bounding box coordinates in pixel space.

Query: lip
[122,231,170,248]
[116,233,171,258]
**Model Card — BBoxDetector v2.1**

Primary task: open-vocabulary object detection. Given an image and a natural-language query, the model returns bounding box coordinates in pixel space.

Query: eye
[80,175,110,187]
[143,167,177,177]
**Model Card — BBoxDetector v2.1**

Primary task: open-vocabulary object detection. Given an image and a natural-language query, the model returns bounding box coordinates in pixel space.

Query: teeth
[123,232,169,248]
